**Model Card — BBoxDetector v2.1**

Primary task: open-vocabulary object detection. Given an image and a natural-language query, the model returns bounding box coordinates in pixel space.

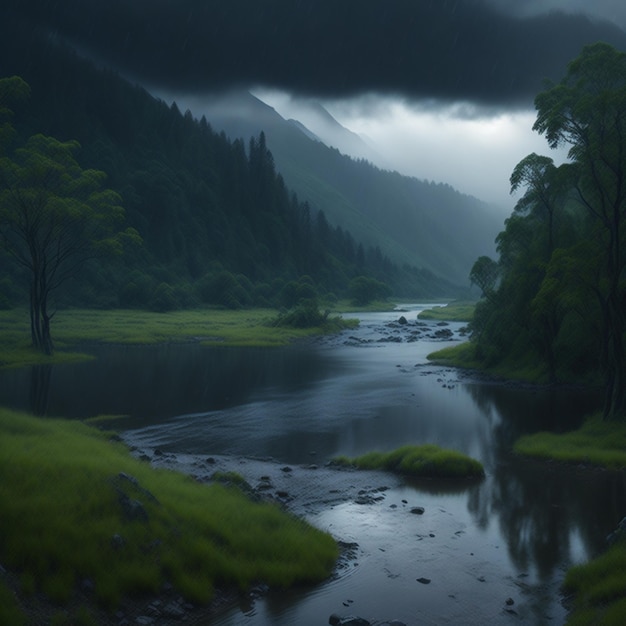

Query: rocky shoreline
[116,445,421,626]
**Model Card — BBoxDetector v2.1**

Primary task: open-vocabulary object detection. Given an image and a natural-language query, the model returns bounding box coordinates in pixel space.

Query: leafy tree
[349,276,391,306]
[534,42,626,417]
[509,153,567,258]
[469,256,499,300]
[0,77,138,354]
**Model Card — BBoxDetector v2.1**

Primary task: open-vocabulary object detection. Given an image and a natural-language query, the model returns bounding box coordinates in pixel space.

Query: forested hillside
[0,23,458,311]
[196,90,503,285]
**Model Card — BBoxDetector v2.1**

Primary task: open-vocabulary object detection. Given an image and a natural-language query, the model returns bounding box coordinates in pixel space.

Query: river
[0,304,623,625]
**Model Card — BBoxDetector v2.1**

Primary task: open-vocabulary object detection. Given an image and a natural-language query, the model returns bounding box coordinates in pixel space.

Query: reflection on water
[0,305,623,624]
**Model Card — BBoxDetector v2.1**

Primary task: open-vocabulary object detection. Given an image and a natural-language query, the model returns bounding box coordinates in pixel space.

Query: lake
[0,304,622,625]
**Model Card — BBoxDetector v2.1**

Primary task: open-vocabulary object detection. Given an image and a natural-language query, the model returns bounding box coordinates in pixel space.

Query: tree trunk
[603,293,625,419]
[29,274,54,356]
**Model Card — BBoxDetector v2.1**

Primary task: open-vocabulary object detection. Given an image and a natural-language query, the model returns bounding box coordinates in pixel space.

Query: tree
[509,153,567,258]
[469,256,499,300]
[0,77,138,354]
[533,42,626,418]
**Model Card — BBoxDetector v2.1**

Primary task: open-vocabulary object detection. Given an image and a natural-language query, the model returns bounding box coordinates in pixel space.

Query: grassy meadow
[0,306,358,369]
[331,444,485,478]
[0,407,338,622]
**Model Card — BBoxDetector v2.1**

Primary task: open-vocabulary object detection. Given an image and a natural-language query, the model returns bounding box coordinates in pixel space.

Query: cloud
[8,0,626,107]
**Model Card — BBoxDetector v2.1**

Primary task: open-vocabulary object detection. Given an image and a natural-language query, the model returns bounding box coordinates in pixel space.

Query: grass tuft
[0,407,338,615]
[563,542,626,625]
[331,444,484,478]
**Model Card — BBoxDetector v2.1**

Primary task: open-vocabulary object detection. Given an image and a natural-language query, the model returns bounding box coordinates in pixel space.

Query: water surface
[0,304,621,625]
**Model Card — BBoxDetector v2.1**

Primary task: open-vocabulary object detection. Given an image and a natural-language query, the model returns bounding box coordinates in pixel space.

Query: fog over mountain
[5,0,626,253]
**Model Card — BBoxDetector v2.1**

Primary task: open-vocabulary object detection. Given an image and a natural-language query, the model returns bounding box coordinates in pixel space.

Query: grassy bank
[514,416,626,624]
[514,415,626,469]
[427,341,554,384]
[0,408,338,623]
[417,300,476,322]
[0,307,358,369]
[331,444,484,478]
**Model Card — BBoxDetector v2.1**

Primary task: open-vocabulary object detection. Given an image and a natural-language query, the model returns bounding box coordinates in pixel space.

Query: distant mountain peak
[287,118,322,143]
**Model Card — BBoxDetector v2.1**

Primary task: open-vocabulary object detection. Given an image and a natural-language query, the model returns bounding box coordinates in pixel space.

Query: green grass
[417,301,476,322]
[0,581,26,626]
[331,444,484,478]
[513,416,626,623]
[0,407,338,616]
[514,415,626,469]
[563,542,626,625]
[427,341,552,384]
[0,307,358,369]
[427,342,482,368]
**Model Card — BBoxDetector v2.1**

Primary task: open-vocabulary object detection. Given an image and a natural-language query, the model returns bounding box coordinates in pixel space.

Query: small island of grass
[0,408,338,624]
[331,444,485,479]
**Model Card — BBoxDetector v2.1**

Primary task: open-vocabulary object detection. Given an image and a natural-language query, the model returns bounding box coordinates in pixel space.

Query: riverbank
[0,305,361,370]
[0,407,338,625]
[512,415,626,625]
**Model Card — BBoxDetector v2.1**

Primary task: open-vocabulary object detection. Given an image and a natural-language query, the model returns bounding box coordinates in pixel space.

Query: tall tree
[0,77,138,354]
[533,42,626,417]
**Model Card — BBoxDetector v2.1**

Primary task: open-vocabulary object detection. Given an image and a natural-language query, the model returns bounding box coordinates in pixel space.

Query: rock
[162,601,186,618]
[398,316,408,324]
[117,492,149,523]
[281,465,293,472]
[205,457,216,465]
[410,507,425,515]
[416,577,431,584]
[505,598,515,606]
[329,615,371,626]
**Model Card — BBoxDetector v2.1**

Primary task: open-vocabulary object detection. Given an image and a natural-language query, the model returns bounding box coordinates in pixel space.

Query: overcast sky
[9,0,626,210]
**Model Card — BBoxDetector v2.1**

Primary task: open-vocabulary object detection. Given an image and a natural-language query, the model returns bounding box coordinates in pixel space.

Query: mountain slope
[191,91,503,285]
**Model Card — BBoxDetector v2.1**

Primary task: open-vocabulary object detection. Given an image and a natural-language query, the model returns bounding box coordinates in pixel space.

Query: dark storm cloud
[7,0,626,106]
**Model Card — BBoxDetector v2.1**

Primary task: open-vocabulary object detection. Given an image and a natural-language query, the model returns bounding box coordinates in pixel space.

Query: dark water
[0,304,623,625]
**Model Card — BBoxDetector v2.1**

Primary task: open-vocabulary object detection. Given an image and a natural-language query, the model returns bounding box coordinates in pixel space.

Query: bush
[150,282,179,312]
[275,298,328,328]
[349,276,391,306]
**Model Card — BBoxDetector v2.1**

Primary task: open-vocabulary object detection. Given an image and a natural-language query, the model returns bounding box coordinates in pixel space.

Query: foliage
[0,78,140,354]
[0,407,338,614]
[349,275,391,306]
[466,43,626,411]
[331,444,484,478]
[0,28,460,323]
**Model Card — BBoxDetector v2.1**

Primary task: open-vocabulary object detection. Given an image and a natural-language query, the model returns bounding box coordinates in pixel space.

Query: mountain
[178,90,503,286]
[0,25,458,310]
